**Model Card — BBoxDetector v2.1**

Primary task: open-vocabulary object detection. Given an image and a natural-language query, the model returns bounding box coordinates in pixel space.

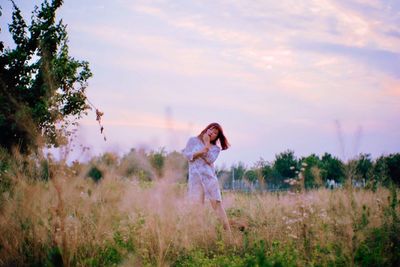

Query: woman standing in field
[182,122,231,232]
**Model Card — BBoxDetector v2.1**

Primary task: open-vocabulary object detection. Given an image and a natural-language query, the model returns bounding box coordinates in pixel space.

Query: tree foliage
[231,162,246,180]
[355,153,373,181]
[223,150,399,190]
[374,154,400,186]
[301,154,322,189]
[320,153,345,183]
[0,0,92,154]
[273,150,298,179]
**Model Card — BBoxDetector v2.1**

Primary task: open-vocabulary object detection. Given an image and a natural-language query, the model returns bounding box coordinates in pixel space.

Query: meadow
[0,149,399,267]
[2,1,400,266]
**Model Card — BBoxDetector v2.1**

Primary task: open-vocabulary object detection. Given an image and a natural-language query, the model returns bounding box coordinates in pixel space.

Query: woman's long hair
[198,122,230,150]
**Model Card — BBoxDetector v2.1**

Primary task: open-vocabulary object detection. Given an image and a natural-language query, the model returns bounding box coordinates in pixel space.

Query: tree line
[218,150,400,191]
[73,148,400,191]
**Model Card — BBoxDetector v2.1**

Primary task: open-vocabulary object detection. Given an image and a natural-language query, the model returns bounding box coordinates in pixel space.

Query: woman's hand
[192,146,209,160]
[203,132,211,147]
[200,146,210,156]
[191,134,211,161]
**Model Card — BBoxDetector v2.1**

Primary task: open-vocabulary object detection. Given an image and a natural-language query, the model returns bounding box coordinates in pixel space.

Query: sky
[1,0,400,167]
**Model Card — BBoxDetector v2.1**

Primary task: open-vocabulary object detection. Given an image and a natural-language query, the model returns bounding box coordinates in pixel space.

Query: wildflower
[290,166,295,170]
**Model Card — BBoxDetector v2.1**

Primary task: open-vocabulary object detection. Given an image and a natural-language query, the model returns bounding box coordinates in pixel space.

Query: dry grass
[0,154,398,266]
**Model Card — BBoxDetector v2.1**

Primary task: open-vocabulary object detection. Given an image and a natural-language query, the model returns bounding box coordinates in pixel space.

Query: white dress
[182,136,222,201]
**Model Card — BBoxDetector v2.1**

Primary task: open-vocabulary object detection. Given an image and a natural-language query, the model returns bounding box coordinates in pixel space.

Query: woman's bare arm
[192,146,209,160]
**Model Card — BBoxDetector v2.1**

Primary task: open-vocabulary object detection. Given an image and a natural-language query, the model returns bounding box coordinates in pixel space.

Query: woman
[182,122,231,232]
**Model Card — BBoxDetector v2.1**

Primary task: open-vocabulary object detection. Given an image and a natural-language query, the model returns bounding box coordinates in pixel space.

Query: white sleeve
[182,137,199,161]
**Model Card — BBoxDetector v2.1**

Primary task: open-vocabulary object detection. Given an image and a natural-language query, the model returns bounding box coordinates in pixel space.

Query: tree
[374,154,400,186]
[301,154,322,189]
[261,163,280,185]
[320,153,345,183]
[373,156,391,186]
[231,162,247,180]
[273,150,298,179]
[355,153,373,181]
[244,169,258,183]
[0,0,92,154]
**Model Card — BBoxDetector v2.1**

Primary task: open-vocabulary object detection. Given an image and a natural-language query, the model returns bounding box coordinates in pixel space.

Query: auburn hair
[198,122,230,150]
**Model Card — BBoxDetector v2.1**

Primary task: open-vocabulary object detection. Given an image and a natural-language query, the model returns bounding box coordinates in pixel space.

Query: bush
[87,166,103,183]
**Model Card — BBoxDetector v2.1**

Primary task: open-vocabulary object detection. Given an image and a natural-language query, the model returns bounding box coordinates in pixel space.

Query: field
[2,1,400,266]
[0,152,399,267]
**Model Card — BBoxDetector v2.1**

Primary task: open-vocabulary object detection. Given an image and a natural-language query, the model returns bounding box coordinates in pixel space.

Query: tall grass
[0,150,399,266]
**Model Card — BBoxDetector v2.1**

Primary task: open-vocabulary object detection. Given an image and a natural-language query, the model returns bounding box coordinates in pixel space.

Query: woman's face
[207,127,219,142]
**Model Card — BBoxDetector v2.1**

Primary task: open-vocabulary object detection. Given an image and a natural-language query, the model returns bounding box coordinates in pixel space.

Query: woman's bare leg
[210,199,231,233]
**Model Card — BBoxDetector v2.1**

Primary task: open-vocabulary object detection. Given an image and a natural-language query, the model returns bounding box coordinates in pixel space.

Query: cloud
[73,23,261,81]
[120,1,298,73]
[311,0,400,52]
[295,41,400,78]
[74,1,400,108]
